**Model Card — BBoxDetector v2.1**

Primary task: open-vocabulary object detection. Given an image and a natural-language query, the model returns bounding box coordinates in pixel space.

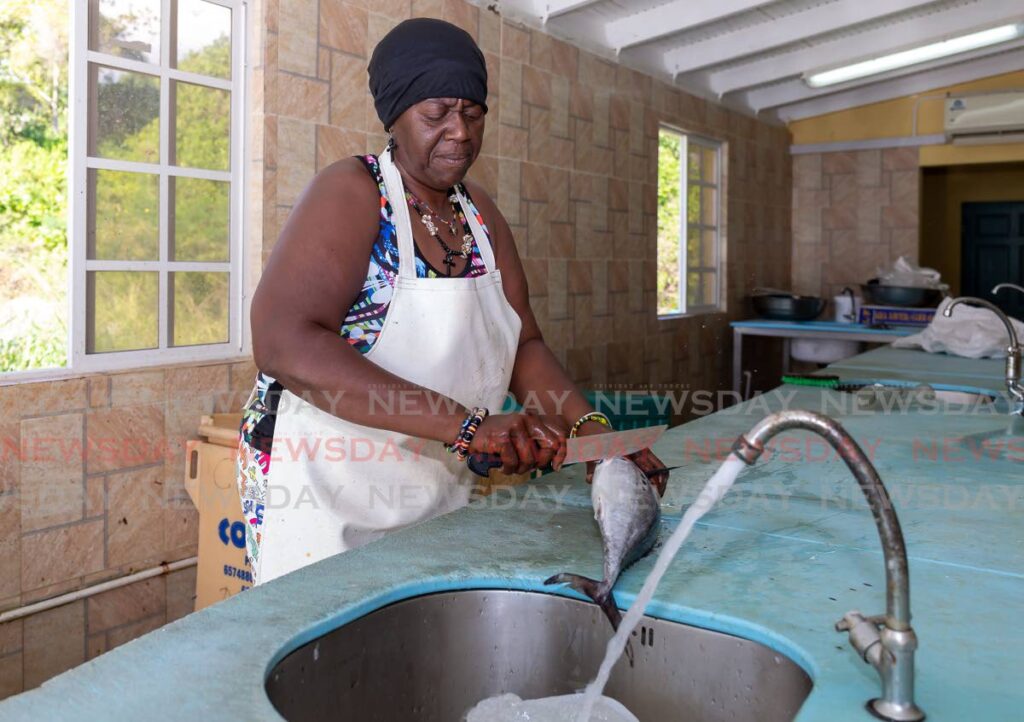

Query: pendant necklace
[405,189,474,276]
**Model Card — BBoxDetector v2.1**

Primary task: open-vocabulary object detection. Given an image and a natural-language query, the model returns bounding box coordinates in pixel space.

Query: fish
[545,456,661,633]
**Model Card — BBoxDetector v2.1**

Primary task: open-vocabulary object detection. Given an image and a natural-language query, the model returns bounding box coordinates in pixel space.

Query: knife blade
[466,425,668,477]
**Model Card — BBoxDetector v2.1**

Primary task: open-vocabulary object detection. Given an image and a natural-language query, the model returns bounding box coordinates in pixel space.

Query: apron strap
[453,186,497,274]
[378,147,418,280]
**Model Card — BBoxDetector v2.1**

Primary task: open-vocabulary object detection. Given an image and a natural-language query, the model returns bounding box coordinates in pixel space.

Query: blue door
[962,202,1024,320]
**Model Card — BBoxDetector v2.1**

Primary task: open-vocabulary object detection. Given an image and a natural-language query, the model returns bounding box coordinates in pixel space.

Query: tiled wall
[791,148,920,300]
[0,359,258,697]
[0,0,792,699]
[264,0,792,391]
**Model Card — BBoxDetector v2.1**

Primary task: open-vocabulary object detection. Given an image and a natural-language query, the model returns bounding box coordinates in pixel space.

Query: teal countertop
[1,349,1020,721]
[731,319,912,336]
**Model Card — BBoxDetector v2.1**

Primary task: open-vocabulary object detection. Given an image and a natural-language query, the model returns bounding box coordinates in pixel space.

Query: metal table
[730,319,914,392]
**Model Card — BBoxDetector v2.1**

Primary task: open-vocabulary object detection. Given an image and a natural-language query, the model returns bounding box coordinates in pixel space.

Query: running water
[465,454,749,722]
[574,454,748,721]
[465,693,638,721]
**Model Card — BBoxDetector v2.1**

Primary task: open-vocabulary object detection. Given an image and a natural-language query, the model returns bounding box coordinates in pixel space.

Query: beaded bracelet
[445,406,489,461]
[569,411,613,438]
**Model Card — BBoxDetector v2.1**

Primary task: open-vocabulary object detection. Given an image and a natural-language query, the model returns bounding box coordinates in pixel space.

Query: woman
[237,18,668,585]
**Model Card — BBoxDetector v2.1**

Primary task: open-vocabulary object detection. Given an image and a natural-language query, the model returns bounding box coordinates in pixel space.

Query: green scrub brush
[781,374,864,391]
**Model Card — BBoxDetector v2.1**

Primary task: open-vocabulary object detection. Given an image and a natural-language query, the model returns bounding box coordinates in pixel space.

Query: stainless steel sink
[265,590,812,722]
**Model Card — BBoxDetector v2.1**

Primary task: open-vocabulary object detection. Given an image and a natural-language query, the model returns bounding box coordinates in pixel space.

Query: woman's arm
[462,180,595,427]
[464,180,671,493]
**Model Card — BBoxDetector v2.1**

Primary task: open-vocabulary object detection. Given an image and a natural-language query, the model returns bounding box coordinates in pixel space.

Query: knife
[466,425,668,477]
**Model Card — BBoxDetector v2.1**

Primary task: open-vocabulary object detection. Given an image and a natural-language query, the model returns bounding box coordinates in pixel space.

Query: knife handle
[467,453,503,477]
[468,453,559,477]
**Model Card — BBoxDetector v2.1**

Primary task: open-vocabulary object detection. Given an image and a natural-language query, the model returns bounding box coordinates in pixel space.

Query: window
[656,127,723,317]
[68,0,244,372]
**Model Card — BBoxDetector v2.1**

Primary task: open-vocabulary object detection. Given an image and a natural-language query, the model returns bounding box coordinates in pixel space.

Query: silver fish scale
[592,457,661,587]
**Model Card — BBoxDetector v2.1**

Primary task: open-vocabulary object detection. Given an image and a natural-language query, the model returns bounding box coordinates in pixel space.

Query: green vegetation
[656,130,681,315]
[0,0,69,371]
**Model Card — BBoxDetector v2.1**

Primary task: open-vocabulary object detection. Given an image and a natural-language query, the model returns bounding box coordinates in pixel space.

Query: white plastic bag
[877,256,944,289]
[893,297,1024,358]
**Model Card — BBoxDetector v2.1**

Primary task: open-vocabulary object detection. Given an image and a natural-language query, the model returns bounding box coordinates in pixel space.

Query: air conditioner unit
[945,91,1024,145]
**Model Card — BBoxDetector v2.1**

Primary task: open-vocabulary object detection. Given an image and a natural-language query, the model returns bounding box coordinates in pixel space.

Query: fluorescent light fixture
[805,23,1024,88]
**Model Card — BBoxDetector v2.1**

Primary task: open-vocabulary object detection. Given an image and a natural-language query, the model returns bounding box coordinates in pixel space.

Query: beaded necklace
[405,189,474,276]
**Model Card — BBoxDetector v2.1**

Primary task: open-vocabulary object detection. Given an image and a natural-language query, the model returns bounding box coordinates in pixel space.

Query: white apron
[256,148,521,584]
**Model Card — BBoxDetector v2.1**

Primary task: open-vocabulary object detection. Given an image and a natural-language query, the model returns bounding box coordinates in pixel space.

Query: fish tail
[544,573,622,631]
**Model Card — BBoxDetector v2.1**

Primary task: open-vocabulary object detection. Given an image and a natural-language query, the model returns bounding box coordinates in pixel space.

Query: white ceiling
[491,0,1024,123]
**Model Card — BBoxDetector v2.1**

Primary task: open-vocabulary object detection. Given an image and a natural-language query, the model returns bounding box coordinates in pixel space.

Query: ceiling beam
[664,0,941,76]
[743,37,1024,112]
[540,0,604,22]
[774,47,1024,121]
[605,0,775,52]
[709,1,1024,95]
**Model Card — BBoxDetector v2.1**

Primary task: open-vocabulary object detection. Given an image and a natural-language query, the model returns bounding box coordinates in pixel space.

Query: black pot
[861,279,944,308]
[751,293,826,321]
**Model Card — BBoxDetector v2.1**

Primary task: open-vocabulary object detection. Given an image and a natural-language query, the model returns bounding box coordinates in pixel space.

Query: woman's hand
[627,447,671,497]
[529,414,570,471]
[469,413,567,475]
[578,421,671,497]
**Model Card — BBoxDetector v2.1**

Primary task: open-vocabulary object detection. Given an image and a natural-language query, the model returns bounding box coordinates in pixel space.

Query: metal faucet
[992,282,1024,297]
[731,409,925,722]
[943,294,1024,408]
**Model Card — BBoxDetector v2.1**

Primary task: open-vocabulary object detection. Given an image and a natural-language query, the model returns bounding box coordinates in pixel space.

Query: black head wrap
[368,18,488,131]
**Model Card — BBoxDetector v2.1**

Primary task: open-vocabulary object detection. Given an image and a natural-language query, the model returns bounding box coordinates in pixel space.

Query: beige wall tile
[0,378,87,419]
[276,73,329,124]
[522,65,551,109]
[20,414,83,533]
[276,116,317,206]
[87,377,110,409]
[497,159,521,226]
[0,422,17,496]
[367,13,402,51]
[0,618,20,659]
[442,0,478,39]
[110,370,164,408]
[412,0,443,17]
[87,577,165,633]
[86,405,164,474]
[501,21,530,63]
[320,1,368,56]
[0,653,22,700]
[0,495,20,600]
[22,520,104,592]
[164,499,199,557]
[317,125,366,170]
[499,60,522,129]
[278,0,319,76]
[106,467,165,569]
[23,602,85,689]
[166,566,198,622]
[106,614,166,650]
[330,53,369,131]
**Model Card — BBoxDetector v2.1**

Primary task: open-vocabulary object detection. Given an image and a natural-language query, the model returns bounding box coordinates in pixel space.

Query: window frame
[64,0,248,375]
[657,125,725,319]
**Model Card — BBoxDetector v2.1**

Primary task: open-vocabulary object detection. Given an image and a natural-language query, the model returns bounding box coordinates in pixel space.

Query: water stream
[465,454,749,721]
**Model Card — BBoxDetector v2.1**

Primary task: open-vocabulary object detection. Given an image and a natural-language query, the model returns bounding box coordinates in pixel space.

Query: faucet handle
[836,610,884,666]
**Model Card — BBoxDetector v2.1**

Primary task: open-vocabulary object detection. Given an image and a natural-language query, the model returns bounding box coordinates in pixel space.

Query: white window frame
[657,126,724,319]
[62,0,247,375]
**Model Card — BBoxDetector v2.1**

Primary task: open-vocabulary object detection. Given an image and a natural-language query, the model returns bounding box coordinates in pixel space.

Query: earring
[387,133,397,152]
